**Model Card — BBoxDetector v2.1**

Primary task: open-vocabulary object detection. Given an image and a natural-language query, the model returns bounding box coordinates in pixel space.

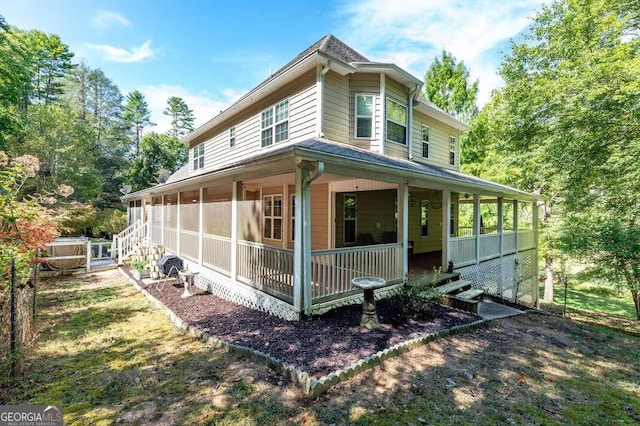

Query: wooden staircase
[416,274,484,314]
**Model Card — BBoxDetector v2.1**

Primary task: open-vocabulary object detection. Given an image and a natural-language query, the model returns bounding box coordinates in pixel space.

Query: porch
[118,139,539,319]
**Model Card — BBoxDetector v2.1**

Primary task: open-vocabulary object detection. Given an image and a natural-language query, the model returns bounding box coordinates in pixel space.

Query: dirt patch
[138,274,479,377]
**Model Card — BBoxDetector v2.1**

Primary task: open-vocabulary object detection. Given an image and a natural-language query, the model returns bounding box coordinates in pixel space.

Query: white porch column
[293,161,324,316]
[176,192,181,255]
[293,167,305,314]
[198,187,203,265]
[498,197,504,257]
[230,181,240,281]
[513,200,519,253]
[473,194,481,264]
[441,190,451,270]
[400,183,409,280]
[533,200,540,307]
[160,195,165,247]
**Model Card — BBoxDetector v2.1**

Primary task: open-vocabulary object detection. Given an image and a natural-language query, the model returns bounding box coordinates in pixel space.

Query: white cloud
[88,40,153,63]
[92,11,131,29]
[338,0,551,105]
[138,85,243,135]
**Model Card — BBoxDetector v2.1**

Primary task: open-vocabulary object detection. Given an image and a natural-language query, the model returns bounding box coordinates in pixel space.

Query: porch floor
[408,251,443,279]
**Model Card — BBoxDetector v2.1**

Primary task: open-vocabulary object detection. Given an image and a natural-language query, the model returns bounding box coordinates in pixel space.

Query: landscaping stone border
[119,267,487,398]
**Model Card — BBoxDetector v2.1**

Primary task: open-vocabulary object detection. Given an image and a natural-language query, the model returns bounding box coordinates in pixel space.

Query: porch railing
[237,241,294,302]
[179,229,199,261]
[203,234,231,274]
[115,219,146,262]
[310,243,402,301]
[451,229,536,267]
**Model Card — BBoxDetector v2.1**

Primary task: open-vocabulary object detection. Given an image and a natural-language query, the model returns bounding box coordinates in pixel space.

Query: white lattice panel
[193,268,300,321]
[457,249,538,307]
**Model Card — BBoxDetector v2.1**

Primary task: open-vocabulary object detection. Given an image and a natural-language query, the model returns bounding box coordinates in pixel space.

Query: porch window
[449,135,456,165]
[344,194,357,244]
[290,195,295,241]
[386,98,407,144]
[421,124,430,158]
[263,195,282,240]
[355,94,374,138]
[261,99,289,147]
[420,200,429,237]
[193,143,204,170]
[229,126,236,148]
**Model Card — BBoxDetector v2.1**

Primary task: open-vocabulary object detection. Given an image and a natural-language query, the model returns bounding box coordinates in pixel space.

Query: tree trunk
[543,256,554,302]
[633,290,640,321]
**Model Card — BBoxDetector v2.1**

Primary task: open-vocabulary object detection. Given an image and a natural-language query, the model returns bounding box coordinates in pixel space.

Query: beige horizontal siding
[323,71,349,142]
[411,110,460,171]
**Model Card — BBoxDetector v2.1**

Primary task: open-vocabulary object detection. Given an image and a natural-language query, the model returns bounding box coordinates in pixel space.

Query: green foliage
[58,202,97,236]
[126,132,187,191]
[402,269,442,316]
[465,0,640,311]
[163,96,195,139]
[92,208,126,237]
[122,90,153,156]
[423,50,478,123]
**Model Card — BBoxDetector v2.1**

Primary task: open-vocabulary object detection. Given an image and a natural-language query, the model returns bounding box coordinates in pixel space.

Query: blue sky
[1,0,549,132]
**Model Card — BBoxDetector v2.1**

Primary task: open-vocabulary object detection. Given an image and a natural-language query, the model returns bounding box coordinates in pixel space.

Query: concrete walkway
[477,300,524,320]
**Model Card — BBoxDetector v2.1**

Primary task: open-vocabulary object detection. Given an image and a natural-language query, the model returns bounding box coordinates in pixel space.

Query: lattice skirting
[182,260,301,321]
[456,249,538,307]
[311,284,404,316]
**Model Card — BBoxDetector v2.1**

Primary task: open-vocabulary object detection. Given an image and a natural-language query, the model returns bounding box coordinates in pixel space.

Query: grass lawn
[5,269,640,425]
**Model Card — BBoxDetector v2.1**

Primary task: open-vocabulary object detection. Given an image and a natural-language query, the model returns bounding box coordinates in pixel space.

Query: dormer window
[449,135,457,165]
[261,99,289,147]
[386,98,407,145]
[193,143,204,170]
[421,124,430,158]
[355,94,374,138]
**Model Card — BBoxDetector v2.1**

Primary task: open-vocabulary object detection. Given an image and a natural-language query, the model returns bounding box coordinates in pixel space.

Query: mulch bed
[135,271,480,377]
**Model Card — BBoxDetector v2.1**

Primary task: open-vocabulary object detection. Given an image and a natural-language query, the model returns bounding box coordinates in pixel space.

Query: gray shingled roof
[256,35,369,88]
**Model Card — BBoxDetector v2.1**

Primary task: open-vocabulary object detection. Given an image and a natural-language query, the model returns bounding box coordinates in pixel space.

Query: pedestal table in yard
[351,277,387,330]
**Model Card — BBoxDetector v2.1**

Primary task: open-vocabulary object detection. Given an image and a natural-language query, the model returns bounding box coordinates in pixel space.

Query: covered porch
[121,139,539,319]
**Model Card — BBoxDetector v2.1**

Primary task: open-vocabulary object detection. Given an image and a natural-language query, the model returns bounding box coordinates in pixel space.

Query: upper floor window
[421,124,430,158]
[261,99,289,147]
[193,143,204,170]
[229,126,236,148]
[386,98,407,144]
[449,135,457,165]
[355,94,374,138]
[263,194,282,240]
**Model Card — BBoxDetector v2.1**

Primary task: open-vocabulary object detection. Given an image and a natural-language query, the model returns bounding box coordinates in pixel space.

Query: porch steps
[434,279,472,295]
[455,288,484,301]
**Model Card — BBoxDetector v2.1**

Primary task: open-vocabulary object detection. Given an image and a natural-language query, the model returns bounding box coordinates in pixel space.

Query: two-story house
[122,35,539,320]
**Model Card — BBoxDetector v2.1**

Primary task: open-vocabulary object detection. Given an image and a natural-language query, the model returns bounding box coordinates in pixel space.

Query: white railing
[115,219,146,262]
[518,230,535,250]
[456,226,474,237]
[503,232,517,254]
[203,234,231,274]
[450,236,476,267]
[179,230,199,261]
[479,234,501,261]
[237,241,294,301]
[310,243,402,301]
[163,227,177,252]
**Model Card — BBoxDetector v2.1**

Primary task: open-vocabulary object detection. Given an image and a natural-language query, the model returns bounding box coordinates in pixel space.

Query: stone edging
[118,267,487,398]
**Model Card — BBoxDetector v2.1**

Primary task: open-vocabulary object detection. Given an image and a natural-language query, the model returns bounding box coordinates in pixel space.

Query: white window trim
[385,97,407,145]
[354,94,375,139]
[229,126,236,148]
[261,99,289,147]
[449,135,457,166]
[421,124,430,159]
[192,143,204,170]
[263,194,283,240]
